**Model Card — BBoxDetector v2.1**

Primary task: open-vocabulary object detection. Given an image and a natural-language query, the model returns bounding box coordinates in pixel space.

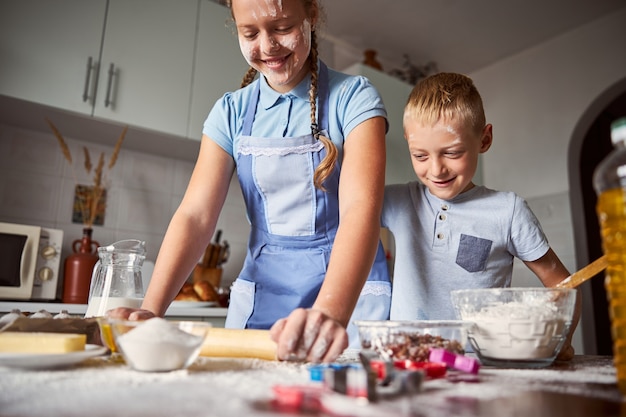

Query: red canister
[62,228,99,304]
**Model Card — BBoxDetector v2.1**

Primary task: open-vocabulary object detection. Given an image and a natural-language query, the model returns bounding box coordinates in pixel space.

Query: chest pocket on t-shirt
[456,234,492,273]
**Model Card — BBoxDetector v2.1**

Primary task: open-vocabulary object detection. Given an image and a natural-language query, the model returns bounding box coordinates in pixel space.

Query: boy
[381,72,579,359]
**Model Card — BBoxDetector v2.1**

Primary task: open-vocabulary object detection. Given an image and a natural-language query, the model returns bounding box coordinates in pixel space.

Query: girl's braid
[309,31,338,191]
[240,67,258,88]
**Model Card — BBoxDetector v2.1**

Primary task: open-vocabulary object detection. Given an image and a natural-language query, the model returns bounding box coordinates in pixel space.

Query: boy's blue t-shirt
[381,182,550,321]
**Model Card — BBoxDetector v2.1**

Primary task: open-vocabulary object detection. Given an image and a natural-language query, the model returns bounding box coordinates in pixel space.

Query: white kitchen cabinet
[0,0,107,115]
[187,0,249,140]
[95,0,197,136]
[0,0,197,137]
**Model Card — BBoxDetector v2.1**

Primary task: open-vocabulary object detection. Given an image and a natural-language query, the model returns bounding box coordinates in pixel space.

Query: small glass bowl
[354,320,469,362]
[109,318,210,372]
[95,317,118,353]
[451,287,577,368]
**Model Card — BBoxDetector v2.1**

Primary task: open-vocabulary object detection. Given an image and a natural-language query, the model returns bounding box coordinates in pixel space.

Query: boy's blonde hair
[404,72,486,136]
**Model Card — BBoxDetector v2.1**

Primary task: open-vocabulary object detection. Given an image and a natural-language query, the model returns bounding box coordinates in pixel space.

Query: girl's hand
[270,308,349,363]
[106,307,157,321]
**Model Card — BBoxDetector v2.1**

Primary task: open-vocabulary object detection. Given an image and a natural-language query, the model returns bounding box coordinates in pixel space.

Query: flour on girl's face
[261,0,283,18]
[233,0,312,92]
[239,26,306,64]
[248,0,285,26]
[239,19,311,90]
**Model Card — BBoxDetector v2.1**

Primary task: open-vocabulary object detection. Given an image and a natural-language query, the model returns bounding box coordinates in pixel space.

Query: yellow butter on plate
[0,332,86,354]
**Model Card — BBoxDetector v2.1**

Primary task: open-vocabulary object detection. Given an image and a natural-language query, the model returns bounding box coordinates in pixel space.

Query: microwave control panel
[32,228,64,300]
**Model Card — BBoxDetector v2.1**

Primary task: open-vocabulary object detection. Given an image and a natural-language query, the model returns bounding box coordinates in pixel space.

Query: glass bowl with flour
[110,318,210,372]
[451,288,577,368]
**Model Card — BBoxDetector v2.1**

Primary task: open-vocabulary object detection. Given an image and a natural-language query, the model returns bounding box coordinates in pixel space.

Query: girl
[109,0,391,363]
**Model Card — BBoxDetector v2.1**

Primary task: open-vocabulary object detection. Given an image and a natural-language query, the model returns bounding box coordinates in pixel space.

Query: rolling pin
[200,328,277,361]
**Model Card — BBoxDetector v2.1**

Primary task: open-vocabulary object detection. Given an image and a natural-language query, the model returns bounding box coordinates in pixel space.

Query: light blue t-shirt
[203,62,388,157]
[381,182,550,321]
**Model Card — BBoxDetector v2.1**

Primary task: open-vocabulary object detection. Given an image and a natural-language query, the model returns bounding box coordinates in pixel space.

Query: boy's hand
[556,342,575,361]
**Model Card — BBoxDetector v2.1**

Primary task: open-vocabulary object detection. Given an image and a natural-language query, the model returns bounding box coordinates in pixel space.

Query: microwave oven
[0,222,64,300]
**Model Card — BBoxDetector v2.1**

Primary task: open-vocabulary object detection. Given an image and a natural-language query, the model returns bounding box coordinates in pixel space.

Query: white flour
[116,318,205,372]
[465,301,569,360]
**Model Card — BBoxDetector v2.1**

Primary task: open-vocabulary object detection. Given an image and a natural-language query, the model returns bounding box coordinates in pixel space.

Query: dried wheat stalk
[93,152,104,188]
[80,152,105,227]
[108,125,127,169]
[77,185,90,228]
[46,118,127,227]
[45,118,72,164]
[83,147,92,174]
[88,185,105,227]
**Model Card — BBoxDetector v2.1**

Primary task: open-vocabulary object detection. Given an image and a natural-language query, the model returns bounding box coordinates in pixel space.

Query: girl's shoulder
[217,80,258,109]
[326,65,386,126]
[328,67,378,93]
[207,80,262,129]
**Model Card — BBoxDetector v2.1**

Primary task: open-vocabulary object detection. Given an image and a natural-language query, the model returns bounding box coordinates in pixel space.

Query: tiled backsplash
[0,123,249,297]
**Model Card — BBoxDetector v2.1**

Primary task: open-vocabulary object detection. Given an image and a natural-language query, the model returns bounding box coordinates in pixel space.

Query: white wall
[472,8,626,199]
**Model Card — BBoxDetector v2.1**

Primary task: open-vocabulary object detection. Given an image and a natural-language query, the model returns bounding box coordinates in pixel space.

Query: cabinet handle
[104,63,115,108]
[82,57,93,103]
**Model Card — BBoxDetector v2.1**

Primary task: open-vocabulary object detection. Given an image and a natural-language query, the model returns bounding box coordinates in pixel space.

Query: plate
[170,301,219,308]
[0,344,108,370]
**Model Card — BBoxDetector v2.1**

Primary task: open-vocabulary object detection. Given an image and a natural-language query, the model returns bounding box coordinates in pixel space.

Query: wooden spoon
[555,255,608,289]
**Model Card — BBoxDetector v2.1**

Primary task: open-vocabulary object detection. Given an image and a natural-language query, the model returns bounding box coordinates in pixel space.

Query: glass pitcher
[85,239,146,318]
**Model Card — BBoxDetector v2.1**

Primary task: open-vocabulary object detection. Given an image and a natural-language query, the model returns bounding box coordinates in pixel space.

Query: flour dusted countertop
[0,355,623,417]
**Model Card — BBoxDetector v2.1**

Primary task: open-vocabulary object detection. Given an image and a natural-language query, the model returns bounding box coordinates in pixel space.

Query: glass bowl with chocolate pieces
[355,320,469,362]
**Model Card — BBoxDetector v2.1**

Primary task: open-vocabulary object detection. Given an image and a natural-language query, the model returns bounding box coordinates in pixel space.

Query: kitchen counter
[0,301,227,327]
[0,354,623,417]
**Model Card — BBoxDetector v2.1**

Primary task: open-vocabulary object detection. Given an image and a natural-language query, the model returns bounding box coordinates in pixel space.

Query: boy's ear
[479,124,493,153]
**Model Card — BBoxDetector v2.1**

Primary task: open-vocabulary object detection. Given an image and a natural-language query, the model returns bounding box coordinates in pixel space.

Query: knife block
[192,265,222,289]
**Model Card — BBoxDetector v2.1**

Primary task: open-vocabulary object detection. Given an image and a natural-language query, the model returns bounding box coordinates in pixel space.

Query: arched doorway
[568,78,626,355]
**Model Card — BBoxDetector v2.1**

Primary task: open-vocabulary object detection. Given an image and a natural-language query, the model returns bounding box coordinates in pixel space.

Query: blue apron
[225,62,391,346]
